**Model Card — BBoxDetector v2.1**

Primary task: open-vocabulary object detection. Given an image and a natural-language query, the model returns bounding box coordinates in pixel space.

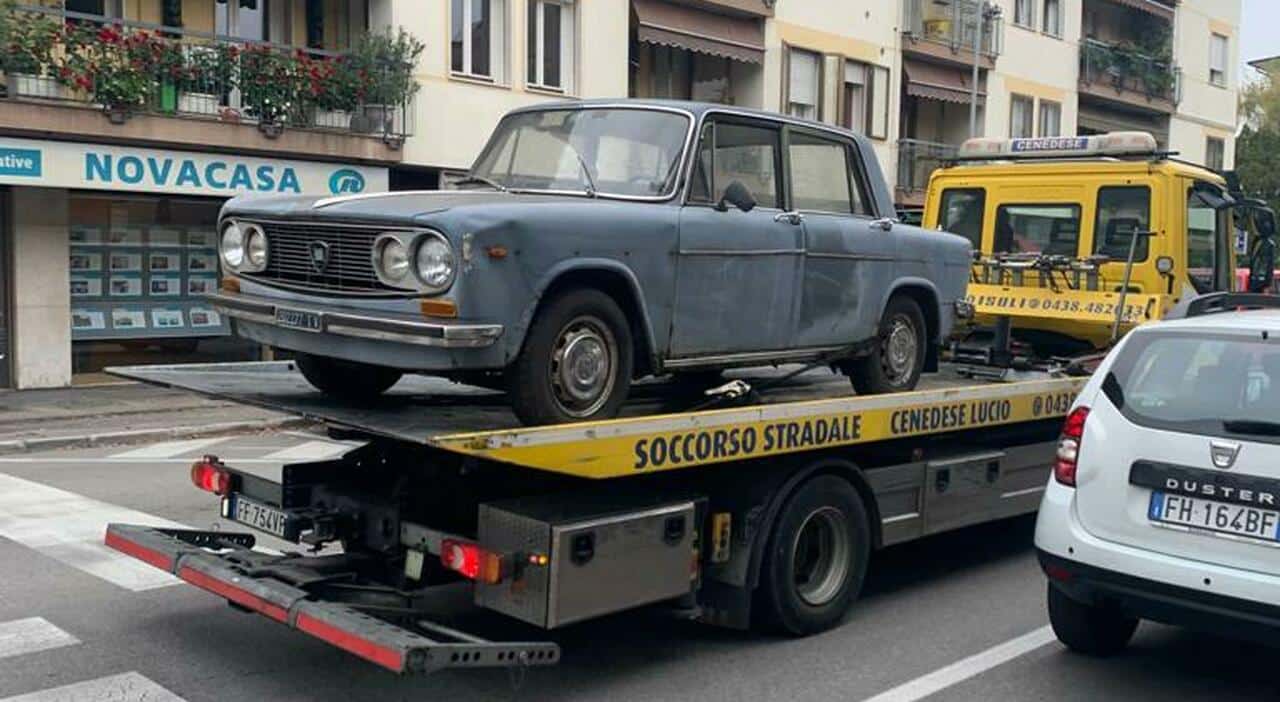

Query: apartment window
[215,0,267,41]
[1209,33,1229,87]
[1206,137,1225,171]
[1010,94,1034,138]
[1014,0,1035,28]
[1038,100,1061,137]
[787,48,821,121]
[527,0,574,92]
[843,61,867,135]
[1042,0,1062,37]
[452,0,507,80]
[65,0,122,17]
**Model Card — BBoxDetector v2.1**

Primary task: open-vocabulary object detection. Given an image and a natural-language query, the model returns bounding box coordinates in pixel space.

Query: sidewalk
[0,381,310,454]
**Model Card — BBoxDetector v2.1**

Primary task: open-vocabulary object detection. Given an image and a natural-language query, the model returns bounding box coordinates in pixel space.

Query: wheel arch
[882,279,941,372]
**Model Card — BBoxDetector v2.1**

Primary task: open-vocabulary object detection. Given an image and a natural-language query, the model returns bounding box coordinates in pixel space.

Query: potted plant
[59,23,156,122]
[238,44,299,136]
[298,51,356,129]
[348,29,423,135]
[0,4,62,98]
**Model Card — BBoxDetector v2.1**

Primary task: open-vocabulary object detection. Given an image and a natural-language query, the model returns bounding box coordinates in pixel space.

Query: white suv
[1035,294,1280,655]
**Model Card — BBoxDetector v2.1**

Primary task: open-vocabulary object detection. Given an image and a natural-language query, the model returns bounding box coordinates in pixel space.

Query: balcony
[0,5,419,160]
[902,0,1002,70]
[1078,38,1179,113]
[896,138,958,205]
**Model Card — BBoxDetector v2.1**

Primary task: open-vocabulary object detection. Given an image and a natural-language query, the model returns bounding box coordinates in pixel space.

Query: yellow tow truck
[923,132,1276,364]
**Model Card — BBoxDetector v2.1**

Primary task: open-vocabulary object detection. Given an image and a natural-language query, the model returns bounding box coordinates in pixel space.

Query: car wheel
[294,352,402,401]
[1047,583,1138,656]
[848,295,927,395]
[507,288,634,425]
[756,475,870,636]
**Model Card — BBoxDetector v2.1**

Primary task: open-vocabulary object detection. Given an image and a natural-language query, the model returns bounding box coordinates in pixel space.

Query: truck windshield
[470,108,690,198]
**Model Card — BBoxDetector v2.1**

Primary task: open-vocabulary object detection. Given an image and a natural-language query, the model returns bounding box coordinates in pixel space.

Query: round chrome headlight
[415,235,456,293]
[220,221,245,270]
[377,238,411,283]
[245,226,269,271]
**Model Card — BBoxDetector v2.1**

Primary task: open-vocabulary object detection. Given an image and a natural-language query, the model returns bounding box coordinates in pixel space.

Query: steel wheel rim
[792,506,851,606]
[882,315,918,384]
[549,315,618,418]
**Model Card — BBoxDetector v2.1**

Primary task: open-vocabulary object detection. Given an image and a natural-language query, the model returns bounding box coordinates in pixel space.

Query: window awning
[904,59,986,106]
[1105,0,1175,22]
[632,0,765,65]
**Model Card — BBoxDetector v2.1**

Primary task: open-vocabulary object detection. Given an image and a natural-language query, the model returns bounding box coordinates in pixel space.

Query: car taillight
[190,456,231,495]
[440,539,503,585]
[1054,407,1090,487]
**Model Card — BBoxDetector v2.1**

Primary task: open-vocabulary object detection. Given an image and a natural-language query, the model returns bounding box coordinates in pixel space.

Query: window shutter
[789,50,818,106]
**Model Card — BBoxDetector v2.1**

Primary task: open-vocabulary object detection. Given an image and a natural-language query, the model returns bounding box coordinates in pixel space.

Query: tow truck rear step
[104,524,560,673]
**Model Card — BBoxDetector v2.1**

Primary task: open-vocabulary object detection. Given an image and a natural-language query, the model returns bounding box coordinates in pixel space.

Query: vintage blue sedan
[211,100,972,425]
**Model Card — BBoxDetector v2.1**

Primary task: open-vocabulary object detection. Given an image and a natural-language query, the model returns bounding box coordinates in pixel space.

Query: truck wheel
[757,475,870,636]
[848,295,926,395]
[295,353,402,401]
[1047,583,1137,656]
[508,288,634,425]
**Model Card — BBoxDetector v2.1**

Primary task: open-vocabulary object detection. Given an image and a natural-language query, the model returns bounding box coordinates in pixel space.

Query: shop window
[939,188,986,250]
[1206,136,1225,171]
[1010,94,1034,138]
[994,203,1081,255]
[527,0,574,92]
[452,0,507,81]
[1038,100,1061,137]
[1094,186,1151,261]
[789,132,857,214]
[787,48,820,121]
[68,195,258,378]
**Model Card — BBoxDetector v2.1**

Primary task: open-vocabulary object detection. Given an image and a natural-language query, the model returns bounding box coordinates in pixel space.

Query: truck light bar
[957,131,1159,161]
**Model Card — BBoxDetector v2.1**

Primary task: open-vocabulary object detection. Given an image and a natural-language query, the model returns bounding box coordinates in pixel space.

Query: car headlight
[244,225,269,272]
[220,221,245,270]
[377,238,411,283]
[415,235,456,293]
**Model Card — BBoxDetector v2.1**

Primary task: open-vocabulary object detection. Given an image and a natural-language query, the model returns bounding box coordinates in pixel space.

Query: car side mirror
[716,181,756,213]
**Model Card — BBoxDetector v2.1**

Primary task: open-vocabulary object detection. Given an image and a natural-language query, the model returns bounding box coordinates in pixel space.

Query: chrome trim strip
[663,344,851,369]
[881,512,921,524]
[805,252,896,261]
[678,248,805,256]
[1000,486,1045,500]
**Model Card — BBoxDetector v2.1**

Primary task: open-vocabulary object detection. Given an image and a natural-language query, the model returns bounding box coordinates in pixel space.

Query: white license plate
[1149,492,1280,542]
[228,495,291,539]
[275,307,322,332]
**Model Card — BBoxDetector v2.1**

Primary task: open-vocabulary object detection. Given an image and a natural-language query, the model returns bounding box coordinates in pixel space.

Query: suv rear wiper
[1223,419,1280,436]
[453,175,507,192]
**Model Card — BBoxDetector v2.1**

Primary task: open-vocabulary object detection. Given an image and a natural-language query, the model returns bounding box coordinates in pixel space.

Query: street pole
[968,1,983,138]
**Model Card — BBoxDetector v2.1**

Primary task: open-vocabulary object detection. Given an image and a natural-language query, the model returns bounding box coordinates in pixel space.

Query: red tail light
[190,456,231,495]
[440,539,503,584]
[1054,407,1090,487]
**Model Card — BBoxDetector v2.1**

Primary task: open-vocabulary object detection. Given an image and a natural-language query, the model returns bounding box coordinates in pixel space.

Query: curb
[0,416,317,456]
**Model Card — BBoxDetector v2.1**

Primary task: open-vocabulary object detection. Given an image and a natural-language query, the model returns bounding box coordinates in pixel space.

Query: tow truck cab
[923,132,1273,354]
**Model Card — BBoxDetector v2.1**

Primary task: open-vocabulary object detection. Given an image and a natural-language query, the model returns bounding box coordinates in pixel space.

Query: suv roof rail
[1184,293,1280,318]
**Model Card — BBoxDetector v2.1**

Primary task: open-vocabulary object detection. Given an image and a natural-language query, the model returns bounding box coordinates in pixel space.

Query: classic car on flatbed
[211,100,972,424]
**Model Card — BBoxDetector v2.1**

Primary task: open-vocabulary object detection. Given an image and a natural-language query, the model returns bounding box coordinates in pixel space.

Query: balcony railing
[897,139,958,193]
[902,0,1002,59]
[0,5,417,145]
[1079,38,1179,107]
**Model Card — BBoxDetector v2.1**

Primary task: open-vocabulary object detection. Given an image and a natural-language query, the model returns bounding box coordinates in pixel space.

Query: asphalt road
[0,433,1274,702]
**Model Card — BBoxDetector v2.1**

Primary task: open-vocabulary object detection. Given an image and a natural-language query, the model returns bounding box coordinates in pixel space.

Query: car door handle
[871,217,895,232]
[774,211,805,225]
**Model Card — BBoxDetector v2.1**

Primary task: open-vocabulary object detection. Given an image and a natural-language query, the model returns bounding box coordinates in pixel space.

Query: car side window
[993,203,1082,255]
[1094,186,1151,261]
[690,120,781,209]
[938,188,985,250]
[788,132,855,214]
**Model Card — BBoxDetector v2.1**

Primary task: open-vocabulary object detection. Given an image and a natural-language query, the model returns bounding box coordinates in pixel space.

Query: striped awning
[905,59,986,106]
[633,0,765,64]
[1105,0,1175,21]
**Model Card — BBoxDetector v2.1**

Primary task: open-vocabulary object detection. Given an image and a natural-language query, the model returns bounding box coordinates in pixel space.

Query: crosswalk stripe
[860,626,1057,702]
[0,618,79,660]
[109,438,228,460]
[0,473,183,591]
[0,672,185,702]
[261,439,353,461]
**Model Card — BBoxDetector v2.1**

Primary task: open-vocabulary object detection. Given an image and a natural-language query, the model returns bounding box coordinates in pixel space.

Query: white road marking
[108,438,229,460]
[0,473,183,591]
[261,439,354,462]
[0,672,185,702]
[860,626,1057,702]
[0,458,302,465]
[0,618,79,660]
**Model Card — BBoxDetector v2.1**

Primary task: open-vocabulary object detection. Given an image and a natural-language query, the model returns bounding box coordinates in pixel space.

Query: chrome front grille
[245,222,397,294]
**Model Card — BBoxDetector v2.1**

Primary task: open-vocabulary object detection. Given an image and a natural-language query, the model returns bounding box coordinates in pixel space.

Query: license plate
[1149,492,1280,543]
[275,307,322,332]
[227,494,292,539]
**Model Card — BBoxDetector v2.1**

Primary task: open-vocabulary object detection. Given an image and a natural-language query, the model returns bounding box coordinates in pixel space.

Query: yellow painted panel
[1209,19,1234,37]
[1000,75,1066,102]
[184,0,215,33]
[773,21,885,65]
[966,284,1169,325]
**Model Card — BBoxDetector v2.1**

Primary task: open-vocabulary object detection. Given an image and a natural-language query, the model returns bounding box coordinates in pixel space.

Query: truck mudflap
[104,523,561,674]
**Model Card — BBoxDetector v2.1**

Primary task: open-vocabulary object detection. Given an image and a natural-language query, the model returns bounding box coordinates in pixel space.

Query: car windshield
[469,108,690,198]
[1103,330,1280,441]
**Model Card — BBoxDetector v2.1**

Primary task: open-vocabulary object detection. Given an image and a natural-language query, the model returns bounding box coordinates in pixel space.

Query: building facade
[0,0,1244,388]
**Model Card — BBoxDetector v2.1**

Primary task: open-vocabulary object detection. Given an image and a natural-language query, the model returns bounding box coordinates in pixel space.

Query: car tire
[1047,583,1138,656]
[294,352,403,401]
[507,288,634,425]
[848,295,927,395]
[756,475,870,636]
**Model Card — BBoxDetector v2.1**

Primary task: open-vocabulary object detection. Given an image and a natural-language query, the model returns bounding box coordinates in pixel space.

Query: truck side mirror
[716,180,756,213]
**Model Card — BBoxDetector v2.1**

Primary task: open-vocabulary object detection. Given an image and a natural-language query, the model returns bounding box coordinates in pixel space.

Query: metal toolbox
[476,495,697,629]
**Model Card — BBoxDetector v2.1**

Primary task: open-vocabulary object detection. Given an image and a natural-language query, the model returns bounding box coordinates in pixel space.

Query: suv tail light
[1054,407,1090,487]
[190,456,231,495]
[440,539,504,585]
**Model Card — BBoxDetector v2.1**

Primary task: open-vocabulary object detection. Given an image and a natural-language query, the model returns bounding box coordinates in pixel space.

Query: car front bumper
[208,290,504,349]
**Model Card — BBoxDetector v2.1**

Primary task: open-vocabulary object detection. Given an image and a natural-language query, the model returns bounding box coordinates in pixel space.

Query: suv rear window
[1104,330,1280,441]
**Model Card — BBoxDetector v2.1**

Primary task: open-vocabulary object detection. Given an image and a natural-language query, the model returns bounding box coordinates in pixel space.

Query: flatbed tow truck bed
[103,361,1087,674]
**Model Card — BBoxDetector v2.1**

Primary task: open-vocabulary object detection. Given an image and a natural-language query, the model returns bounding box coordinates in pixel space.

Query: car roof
[1139,308,1280,334]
